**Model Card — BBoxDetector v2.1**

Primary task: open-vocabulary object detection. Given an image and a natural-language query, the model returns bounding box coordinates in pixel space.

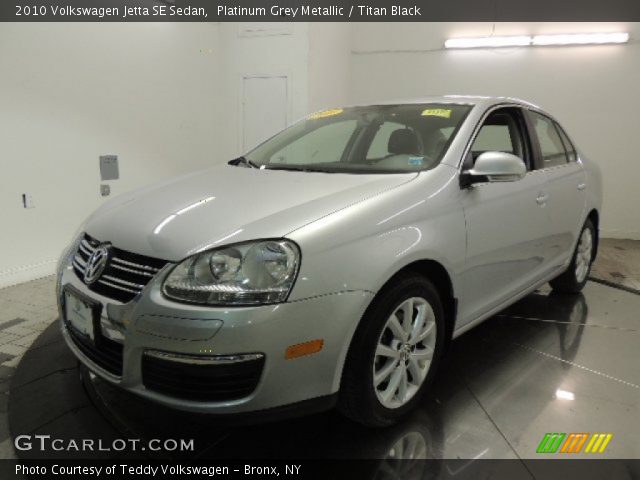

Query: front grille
[141,352,265,402]
[72,233,168,303]
[67,324,124,376]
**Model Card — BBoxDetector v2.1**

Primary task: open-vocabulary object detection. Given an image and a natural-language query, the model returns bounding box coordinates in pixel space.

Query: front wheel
[338,274,445,427]
[550,219,595,294]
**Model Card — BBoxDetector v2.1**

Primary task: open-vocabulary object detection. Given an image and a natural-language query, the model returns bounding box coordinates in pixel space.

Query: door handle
[577,183,586,190]
[536,193,549,205]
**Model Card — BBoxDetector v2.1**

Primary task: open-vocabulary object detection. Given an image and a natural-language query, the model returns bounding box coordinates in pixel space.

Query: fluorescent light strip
[532,32,629,46]
[555,389,575,401]
[445,33,629,49]
[445,36,532,49]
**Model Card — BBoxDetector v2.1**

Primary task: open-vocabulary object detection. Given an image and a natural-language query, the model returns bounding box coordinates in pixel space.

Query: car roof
[346,95,541,110]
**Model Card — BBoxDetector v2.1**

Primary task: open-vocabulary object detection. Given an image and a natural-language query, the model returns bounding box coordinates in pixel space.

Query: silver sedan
[56,96,602,426]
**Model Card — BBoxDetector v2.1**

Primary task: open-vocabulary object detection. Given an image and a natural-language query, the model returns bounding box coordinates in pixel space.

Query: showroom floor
[590,239,640,293]
[0,240,639,466]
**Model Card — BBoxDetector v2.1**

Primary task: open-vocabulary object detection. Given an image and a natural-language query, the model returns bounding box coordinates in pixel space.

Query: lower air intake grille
[67,324,123,376]
[141,352,265,402]
[72,233,168,303]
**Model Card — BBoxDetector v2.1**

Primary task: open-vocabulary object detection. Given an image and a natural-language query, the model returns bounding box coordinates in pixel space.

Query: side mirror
[460,152,526,187]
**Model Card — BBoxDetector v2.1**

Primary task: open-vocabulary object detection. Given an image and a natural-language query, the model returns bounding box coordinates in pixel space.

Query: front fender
[287,165,465,302]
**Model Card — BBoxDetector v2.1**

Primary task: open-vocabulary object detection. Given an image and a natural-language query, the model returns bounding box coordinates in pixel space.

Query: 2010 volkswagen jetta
[57,96,602,426]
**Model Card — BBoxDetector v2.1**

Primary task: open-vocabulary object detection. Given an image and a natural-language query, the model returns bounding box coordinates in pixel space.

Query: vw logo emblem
[84,244,110,285]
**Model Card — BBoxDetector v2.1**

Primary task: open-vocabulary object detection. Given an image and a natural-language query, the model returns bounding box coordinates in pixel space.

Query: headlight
[56,231,83,299]
[162,240,300,305]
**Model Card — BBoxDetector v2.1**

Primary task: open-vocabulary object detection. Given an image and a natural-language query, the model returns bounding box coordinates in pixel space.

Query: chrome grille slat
[72,258,86,272]
[101,274,145,290]
[110,262,155,277]
[111,257,161,272]
[81,238,97,250]
[71,233,169,303]
[97,279,141,295]
[78,242,94,256]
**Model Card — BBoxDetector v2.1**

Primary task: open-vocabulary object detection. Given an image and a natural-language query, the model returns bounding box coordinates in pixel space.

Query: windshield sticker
[309,108,343,120]
[421,108,452,118]
[408,156,424,166]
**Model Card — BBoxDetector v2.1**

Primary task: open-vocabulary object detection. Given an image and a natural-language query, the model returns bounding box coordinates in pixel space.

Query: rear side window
[530,112,568,168]
[555,123,577,162]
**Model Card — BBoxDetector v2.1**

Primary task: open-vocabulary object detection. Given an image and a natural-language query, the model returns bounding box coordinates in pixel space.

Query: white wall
[350,22,640,239]
[0,22,345,288]
[307,23,352,112]
[4,21,636,288]
[0,23,222,287]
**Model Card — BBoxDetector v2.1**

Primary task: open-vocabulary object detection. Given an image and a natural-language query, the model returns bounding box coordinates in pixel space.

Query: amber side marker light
[285,339,324,359]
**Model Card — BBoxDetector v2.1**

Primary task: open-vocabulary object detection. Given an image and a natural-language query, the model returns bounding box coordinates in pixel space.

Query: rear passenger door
[527,111,587,269]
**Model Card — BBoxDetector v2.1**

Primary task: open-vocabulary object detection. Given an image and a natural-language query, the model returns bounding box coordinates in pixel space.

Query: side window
[555,123,577,162]
[530,112,569,167]
[269,120,357,165]
[471,109,529,169]
[473,125,515,153]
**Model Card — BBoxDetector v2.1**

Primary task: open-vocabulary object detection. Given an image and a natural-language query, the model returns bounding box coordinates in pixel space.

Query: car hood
[84,165,418,262]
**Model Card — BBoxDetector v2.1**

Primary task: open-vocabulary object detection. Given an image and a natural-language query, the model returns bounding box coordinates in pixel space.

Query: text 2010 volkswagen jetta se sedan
[57,96,601,426]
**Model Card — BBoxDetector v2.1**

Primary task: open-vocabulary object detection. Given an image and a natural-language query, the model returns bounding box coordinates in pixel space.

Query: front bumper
[58,260,373,414]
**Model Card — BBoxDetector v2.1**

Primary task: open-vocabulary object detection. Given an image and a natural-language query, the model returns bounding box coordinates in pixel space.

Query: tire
[338,273,446,427]
[550,219,595,294]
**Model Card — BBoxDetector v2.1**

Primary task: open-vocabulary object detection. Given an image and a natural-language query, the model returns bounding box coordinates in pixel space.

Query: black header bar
[2,0,640,22]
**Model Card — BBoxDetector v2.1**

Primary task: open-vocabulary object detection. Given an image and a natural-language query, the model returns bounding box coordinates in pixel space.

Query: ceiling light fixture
[445,35,532,49]
[532,32,630,46]
[555,389,575,401]
[445,32,629,49]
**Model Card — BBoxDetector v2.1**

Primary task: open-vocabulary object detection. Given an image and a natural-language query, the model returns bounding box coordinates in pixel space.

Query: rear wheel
[338,274,445,427]
[550,219,595,293]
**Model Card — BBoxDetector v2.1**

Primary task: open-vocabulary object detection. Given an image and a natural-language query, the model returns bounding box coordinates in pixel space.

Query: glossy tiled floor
[172,283,637,460]
[591,238,640,292]
[1,241,639,465]
[0,276,58,460]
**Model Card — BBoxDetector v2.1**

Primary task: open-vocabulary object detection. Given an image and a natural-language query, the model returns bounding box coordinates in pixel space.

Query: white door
[242,76,287,152]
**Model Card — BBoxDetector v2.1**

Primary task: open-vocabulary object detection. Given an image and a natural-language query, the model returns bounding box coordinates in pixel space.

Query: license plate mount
[64,286,101,343]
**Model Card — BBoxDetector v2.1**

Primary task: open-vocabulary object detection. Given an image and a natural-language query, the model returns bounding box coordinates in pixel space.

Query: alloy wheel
[373,297,437,409]
[575,228,593,283]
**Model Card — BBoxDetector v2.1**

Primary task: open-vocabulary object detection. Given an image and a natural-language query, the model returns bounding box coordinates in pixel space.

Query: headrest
[388,129,419,155]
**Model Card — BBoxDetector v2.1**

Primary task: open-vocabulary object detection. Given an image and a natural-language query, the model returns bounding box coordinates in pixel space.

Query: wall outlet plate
[100,184,111,197]
[99,155,119,181]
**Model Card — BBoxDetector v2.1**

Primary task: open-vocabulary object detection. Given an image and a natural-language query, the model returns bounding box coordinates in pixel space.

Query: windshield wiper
[228,156,260,169]
[264,165,335,173]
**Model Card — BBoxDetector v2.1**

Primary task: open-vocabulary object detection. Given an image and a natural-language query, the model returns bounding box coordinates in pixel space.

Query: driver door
[458,107,553,326]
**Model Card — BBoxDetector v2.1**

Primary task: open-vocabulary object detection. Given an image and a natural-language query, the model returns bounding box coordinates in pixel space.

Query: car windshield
[242,103,472,174]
